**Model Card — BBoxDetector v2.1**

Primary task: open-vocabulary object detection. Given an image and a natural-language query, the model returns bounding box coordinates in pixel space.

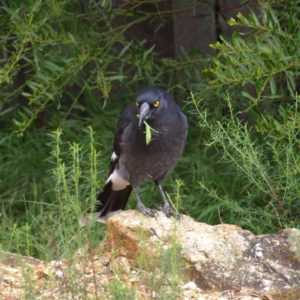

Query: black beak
[138,102,150,128]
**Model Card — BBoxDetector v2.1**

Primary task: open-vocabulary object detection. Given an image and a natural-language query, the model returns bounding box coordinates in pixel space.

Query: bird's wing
[110,103,135,172]
[79,104,135,226]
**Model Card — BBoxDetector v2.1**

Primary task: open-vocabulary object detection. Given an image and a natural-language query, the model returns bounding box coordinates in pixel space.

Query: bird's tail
[79,181,132,226]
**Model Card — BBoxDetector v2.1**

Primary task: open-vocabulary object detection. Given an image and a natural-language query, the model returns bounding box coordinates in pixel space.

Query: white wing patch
[79,152,128,226]
[111,151,118,162]
[106,169,130,191]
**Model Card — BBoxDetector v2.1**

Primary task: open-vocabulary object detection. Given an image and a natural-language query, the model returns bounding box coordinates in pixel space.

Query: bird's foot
[155,204,181,220]
[137,202,158,218]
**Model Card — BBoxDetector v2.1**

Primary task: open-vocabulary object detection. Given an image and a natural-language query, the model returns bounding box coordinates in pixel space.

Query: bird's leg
[134,188,158,218]
[155,182,180,219]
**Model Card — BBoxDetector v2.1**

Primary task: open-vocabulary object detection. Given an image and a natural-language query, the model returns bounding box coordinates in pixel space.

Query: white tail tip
[79,212,101,226]
[79,210,122,226]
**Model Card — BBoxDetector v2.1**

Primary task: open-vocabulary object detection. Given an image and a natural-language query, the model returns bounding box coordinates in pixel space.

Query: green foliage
[106,279,136,300]
[206,3,300,106]
[0,126,107,258]
[185,1,300,232]
[46,127,107,257]
[143,120,158,145]
[2,0,300,275]
[191,92,300,232]
[0,0,204,136]
[1,126,186,298]
[0,0,208,242]
[137,221,183,299]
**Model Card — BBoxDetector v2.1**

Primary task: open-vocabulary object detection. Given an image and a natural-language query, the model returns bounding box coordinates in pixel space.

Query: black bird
[80,87,188,225]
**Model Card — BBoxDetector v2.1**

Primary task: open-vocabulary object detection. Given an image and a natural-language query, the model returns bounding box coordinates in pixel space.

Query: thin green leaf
[118,41,133,58]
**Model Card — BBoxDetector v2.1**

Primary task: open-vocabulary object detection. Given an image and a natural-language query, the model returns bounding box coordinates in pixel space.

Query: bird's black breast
[119,108,187,187]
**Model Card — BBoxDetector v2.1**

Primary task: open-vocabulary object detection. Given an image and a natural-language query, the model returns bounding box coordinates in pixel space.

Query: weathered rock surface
[1,245,261,300]
[1,210,299,300]
[106,210,300,300]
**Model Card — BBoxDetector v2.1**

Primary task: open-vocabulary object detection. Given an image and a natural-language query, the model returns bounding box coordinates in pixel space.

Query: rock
[105,210,300,300]
[110,256,131,275]
[182,281,198,290]
[1,210,299,299]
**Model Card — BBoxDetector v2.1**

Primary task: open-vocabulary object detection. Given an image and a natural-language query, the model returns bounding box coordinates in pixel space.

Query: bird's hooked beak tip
[138,119,143,129]
[138,102,150,128]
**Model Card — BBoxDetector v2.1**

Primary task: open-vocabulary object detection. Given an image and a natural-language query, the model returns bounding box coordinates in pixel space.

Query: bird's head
[135,87,174,128]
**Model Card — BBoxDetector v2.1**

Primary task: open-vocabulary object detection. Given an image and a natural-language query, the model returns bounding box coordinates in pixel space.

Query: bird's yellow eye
[136,102,139,106]
[153,100,160,108]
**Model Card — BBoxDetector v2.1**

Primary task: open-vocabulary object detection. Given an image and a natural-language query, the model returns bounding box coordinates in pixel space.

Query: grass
[2,91,300,260]
[0,123,187,298]
[1,91,300,298]
[190,92,300,233]
[1,1,300,298]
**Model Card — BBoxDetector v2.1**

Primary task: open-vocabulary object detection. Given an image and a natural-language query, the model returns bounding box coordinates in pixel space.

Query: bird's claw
[155,204,181,220]
[143,208,158,219]
[137,203,158,219]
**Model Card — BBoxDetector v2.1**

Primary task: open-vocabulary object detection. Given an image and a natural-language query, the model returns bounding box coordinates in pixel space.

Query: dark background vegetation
[1,0,300,259]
